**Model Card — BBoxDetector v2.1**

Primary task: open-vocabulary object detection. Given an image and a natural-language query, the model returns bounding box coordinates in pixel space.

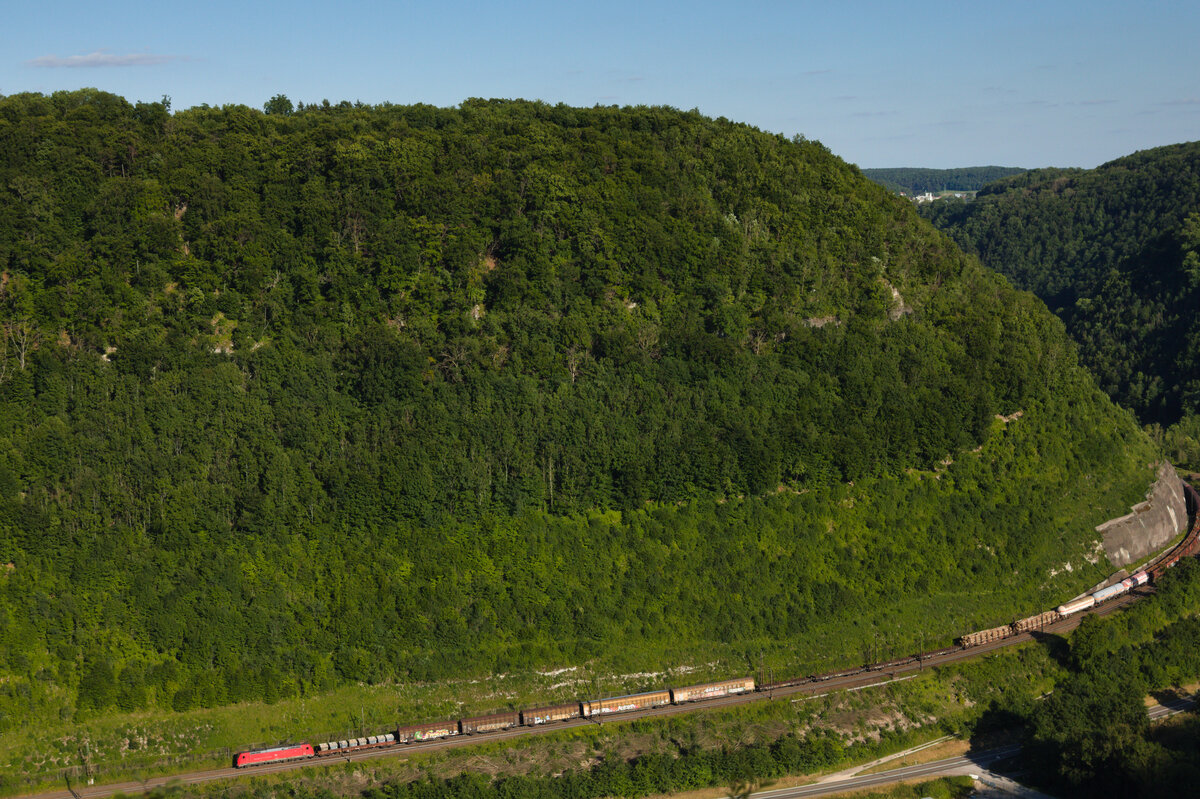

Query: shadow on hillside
[968,704,1028,741]
[1029,630,1071,668]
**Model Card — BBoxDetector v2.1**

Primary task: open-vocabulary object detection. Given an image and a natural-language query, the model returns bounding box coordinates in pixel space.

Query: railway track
[19,588,1150,799]
[25,483,1199,799]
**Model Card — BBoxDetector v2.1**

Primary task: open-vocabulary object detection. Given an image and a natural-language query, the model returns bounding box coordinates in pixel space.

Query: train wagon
[1091,582,1130,604]
[874,655,918,671]
[459,712,520,734]
[671,677,755,704]
[234,743,314,767]
[812,665,866,682]
[959,624,1014,648]
[318,733,396,753]
[521,703,583,725]
[1152,549,1183,579]
[1125,571,1150,590]
[1057,595,1096,616]
[757,671,818,692]
[1012,610,1060,633]
[396,721,459,744]
[582,690,671,717]
[1092,570,1152,604]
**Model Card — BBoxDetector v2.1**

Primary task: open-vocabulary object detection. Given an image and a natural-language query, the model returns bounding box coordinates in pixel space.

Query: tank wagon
[1096,571,1150,601]
[1056,595,1096,617]
[1056,569,1150,617]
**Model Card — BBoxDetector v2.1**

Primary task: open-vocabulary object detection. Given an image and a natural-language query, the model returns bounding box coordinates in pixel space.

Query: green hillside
[921,143,1200,433]
[0,91,1154,732]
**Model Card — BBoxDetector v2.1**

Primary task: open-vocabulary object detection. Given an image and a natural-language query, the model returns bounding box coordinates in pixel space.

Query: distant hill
[0,91,1153,727]
[921,143,1200,433]
[863,166,1027,195]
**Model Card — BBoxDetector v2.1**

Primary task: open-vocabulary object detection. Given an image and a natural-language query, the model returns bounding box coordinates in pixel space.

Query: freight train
[234,678,754,767]
[957,480,1200,649]
[235,481,1200,769]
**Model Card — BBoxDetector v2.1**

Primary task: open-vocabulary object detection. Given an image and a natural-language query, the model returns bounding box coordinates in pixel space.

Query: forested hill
[862,166,1026,195]
[921,143,1200,430]
[0,91,1154,726]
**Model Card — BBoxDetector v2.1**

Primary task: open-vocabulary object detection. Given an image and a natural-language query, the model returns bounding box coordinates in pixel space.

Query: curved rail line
[22,482,1200,799]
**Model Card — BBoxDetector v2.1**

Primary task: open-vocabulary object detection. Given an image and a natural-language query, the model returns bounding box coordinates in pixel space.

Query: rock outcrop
[1099,461,1187,567]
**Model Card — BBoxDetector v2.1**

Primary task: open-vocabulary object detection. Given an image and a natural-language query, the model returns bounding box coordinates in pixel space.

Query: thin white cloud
[28,50,180,68]
[1159,97,1200,106]
[862,132,916,143]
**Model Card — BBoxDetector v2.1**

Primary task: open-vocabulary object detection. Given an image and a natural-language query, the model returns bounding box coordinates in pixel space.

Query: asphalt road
[1147,692,1198,721]
[738,745,1022,799]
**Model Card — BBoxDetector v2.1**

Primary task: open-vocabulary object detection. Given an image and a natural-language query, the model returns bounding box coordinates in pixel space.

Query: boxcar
[671,677,755,704]
[234,743,314,768]
[396,721,459,744]
[582,690,671,717]
[521,703,583,725]
[459,712,520,734]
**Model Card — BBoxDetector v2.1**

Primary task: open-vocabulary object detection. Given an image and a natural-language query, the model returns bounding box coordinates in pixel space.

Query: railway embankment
[1097,460,1188,568]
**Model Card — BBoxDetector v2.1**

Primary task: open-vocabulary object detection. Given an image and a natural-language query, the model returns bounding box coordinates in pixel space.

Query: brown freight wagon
[1012,610,1060,633]
[521,703,582,725]
[396,721,458,743]
[671,677,755,704]
[459,711,520,734]
[959,624,1014,648]
[582,690,671,717]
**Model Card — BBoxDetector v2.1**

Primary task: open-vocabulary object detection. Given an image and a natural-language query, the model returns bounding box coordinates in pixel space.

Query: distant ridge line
[862,166,1027,195]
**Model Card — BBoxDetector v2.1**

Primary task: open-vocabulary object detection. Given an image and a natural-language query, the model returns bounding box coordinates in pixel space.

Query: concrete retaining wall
[1099,461,1187,568]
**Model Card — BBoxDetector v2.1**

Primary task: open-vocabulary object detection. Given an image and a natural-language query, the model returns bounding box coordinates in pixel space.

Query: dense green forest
[1022,558,1200,796]
[0,90,1156,730]
[861,167,1026,196]
[920,143,1200,431]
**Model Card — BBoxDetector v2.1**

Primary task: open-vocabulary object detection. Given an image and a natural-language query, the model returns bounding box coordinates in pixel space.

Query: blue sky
[2,0,1197,168]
